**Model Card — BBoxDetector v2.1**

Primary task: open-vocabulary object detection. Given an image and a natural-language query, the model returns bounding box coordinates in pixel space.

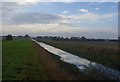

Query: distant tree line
[36,36,88,41]
[6,35,13,40]
[2,34,30,40]
[36,36,119,42]
[2,34,119,41]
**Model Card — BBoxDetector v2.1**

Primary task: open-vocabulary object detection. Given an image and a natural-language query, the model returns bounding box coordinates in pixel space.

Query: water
[32,39,120,80]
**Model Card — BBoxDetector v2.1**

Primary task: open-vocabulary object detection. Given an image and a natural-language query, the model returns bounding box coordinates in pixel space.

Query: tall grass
[33,41,111,80]
[39,40,119,71]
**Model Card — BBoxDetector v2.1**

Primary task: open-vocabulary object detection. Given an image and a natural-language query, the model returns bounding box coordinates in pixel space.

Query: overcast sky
[1,1,118,39]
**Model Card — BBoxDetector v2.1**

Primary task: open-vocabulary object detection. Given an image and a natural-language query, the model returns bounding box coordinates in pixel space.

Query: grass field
[2,39,92,80]
[39,40,119,71]
[2,39,49,80]
[2,39,118,80]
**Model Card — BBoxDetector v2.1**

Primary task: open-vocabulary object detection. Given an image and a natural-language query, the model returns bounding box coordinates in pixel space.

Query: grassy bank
[33,42,82,80]
[33,41,109,80]
[38,40,119,71]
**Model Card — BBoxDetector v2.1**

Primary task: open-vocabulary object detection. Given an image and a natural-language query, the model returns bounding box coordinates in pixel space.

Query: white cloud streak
[62,11,69,14]
[71,12,117,21]
[95,8,99,10]
[16,0,39,5]
[77,9,89,13]
[59,12,117,24]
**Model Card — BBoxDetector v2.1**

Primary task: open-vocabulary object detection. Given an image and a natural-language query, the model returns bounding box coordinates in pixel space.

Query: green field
[2,39,89,80]
[3,39,95,80]
[40,40,119,71]
[2,39,48,80]
[2,39,119,80]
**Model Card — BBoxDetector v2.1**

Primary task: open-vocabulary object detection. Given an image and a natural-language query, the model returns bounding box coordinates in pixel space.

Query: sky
[1,1,119,39]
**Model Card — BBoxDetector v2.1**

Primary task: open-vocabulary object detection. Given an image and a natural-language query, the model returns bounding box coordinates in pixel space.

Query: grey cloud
[2,2,25,24]
[2,2,22,16]
[1,2,69,25]
[2,2,62,25]
[5,12,61,25]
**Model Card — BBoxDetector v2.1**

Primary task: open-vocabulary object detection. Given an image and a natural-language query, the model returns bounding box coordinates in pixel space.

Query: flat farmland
[2,39,48,80]
[2,39,119,80]
[40,40,119,71]
[3,39,100,80]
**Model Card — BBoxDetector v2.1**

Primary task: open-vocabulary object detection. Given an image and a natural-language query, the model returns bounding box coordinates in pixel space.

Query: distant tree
[6,35,13,40]
[65,37,69,40]
[25,34,30,38]
[18,35,22,38]
[25,34,28,37]
[81,36,87,40]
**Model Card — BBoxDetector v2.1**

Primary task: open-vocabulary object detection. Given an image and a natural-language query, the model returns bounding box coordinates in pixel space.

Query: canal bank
[33,39,120,80]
